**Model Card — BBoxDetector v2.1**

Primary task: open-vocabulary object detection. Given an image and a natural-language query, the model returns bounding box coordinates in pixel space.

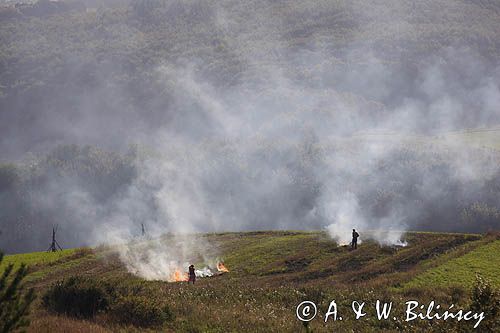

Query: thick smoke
[1,1,499,280]
[92,51,499,276]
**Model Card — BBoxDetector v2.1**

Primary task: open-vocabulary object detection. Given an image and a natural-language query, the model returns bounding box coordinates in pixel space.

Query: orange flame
[172,269,188,282]
[217,262,229,273]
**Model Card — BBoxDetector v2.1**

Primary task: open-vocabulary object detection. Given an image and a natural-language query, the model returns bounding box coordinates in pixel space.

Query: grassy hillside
[1,2,499,331]
[0,248,94,283]
[404,239,500,288]
[0,249,76,272]
[3,230,498,332]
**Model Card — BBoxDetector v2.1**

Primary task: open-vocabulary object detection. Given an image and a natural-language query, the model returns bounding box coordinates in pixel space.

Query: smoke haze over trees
[0,0,500,253]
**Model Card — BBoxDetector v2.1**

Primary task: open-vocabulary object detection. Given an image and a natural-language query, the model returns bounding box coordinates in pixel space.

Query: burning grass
[170,262,229,282]
[11,231,500,332]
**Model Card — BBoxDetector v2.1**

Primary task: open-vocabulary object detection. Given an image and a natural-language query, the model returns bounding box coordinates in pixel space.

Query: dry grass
[12,231,499,332]
[28,314,112,333]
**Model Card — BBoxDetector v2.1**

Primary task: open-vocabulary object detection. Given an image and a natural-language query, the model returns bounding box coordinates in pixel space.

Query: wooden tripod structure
[47,225,63,252]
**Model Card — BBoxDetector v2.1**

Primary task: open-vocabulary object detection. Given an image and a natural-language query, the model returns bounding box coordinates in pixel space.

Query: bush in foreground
[42,276,109,318]
[0,252,35,333]
[43,276,173,328]
[469,275,499,332]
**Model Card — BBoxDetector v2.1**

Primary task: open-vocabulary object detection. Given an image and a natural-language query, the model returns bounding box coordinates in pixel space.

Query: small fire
[169,262,229,282]
[172,269,188,282]
[217,262,229,273]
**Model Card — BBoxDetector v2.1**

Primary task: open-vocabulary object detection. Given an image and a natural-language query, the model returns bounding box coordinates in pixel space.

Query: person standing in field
[352,229,359,249]
[188,264,196,284]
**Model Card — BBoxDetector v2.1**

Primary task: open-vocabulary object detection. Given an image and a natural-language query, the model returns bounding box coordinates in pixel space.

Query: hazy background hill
[1,0,500,156]
[1,0,500,253]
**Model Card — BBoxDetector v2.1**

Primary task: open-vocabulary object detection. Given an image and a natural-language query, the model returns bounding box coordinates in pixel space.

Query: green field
[2,231,499,332]
[1,248,95,283]
[0,249,76,271]
[404,240,500,288]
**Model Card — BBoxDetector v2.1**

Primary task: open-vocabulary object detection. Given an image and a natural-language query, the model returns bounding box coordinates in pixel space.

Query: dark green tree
[0,252,35,333]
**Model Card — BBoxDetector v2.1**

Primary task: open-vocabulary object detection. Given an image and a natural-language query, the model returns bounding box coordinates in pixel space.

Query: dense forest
[1,142,499,253]
[1,0,500,156]
[1,0,500,253]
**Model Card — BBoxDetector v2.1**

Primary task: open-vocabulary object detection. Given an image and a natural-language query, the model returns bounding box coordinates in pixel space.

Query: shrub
[109,295,173,327]
[0,252,35,333]
[469,275,499,332]
[42,276,110,318]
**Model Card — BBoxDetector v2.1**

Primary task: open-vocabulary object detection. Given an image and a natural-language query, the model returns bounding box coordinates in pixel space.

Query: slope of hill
[3,231,498,332]
[1,2,499,330]
[404,238,500,288]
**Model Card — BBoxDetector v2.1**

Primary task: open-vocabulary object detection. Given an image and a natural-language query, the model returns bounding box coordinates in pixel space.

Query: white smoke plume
[1,2,499,272]
[93,50,498,279]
